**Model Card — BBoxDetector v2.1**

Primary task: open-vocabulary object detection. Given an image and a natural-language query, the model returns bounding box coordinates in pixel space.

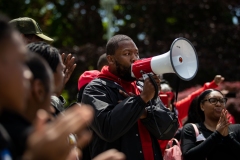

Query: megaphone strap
[146,73,159,101]
[173,75,180,115]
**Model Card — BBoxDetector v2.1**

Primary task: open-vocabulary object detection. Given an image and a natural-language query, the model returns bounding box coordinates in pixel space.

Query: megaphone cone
[131,37,198,81]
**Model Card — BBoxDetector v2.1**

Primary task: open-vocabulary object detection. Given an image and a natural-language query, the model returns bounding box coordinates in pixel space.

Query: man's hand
[62,53,77,85]
[23,105,93,160]
[213,75,224,86]
[140,75,160,103]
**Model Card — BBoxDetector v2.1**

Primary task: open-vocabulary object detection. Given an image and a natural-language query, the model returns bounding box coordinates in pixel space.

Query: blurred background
[1,0,240,106]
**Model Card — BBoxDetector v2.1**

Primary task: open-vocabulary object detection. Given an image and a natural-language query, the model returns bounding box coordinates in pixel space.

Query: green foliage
[1,0,240,101]
[166,17,177,25]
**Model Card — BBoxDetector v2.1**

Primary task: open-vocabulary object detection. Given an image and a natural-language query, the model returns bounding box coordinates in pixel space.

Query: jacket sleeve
[175,81,218,126]
[140,98,179,140]
[224,124,240,155]
[81,81,147,142]
[181,123,224,160]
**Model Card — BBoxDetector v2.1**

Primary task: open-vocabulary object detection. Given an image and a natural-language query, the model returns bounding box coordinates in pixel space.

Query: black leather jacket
[82,78,172,160]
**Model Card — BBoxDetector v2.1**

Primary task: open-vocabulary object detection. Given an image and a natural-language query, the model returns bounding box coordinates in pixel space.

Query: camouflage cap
[9,17,54,42]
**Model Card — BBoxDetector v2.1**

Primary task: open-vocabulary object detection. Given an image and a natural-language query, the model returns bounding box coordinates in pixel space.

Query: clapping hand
[216,109,230,136]
[23,105,93,160]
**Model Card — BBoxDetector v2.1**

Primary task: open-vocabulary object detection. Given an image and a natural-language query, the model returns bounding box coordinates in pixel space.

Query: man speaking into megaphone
[82,34,179,160]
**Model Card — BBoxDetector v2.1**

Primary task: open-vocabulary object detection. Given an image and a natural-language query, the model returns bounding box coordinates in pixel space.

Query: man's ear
[32,79,45,103]
[107,55,115,65]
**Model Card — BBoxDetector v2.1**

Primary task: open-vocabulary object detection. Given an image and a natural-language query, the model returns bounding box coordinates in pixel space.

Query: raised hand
[213,75,224,86]
[62,53,77,85]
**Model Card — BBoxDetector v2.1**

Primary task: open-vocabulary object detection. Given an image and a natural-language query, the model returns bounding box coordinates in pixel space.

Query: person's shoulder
[183,123,201,132]
[182,123,195,131]
[181,123,199,138]
[87,78,110,86]
[91,78,122,89]
[83,78,102,89]
[51,96,65,112]
[51,95,60,104]
[83,78,113,93]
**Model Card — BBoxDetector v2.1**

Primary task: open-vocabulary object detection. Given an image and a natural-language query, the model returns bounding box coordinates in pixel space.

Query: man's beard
[115,60,136,82]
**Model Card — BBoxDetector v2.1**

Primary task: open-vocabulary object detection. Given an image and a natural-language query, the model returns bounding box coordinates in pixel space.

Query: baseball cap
[9,17,54,42]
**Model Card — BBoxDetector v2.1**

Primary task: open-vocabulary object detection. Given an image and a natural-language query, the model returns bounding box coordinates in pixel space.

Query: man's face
[0,31,32,113]
[110,40,139,81]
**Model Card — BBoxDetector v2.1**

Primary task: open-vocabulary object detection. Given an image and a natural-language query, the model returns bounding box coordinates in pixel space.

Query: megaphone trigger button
[179,57,183,63]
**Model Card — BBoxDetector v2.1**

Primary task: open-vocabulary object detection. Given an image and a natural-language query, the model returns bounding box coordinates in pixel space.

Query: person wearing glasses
[180,89,240,160]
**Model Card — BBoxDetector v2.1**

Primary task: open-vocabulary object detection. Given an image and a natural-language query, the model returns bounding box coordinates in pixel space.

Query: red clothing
[98,67,139,94]
[78,70,100,90]
[175,81,218,128]
[229,114,235,124]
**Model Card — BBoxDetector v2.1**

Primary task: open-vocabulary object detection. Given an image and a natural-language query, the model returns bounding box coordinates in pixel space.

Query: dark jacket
[0,124,13,160]
[0,110,32,160]
[82,77,170,160]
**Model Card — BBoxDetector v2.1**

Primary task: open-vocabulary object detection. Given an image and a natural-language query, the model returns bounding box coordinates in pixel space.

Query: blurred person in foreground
[0,14,125,160]
[0,14,94,160]
[0,15,92,160]
[0,14,32,160]
[180,89,240,160]
[0,53,55,159]
[82,34,178,160]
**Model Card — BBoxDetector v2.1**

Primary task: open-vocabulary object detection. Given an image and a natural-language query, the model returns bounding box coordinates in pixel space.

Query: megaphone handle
[142,72,155,80]
[145,73,159,101]
[142,73,149,80]
[146,74,163,137]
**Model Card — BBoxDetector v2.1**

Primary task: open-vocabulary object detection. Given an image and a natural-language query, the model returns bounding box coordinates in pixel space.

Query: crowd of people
[0,13,240,160]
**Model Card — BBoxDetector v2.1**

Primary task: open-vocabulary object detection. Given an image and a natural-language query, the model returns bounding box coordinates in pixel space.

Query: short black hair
[27,41,60,72]
[97,53,108,71]
[0,14,13,43]
[25,52,53,93]
[106,34,132,55]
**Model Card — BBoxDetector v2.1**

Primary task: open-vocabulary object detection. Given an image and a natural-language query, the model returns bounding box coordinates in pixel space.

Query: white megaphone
[131,37,198,81]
